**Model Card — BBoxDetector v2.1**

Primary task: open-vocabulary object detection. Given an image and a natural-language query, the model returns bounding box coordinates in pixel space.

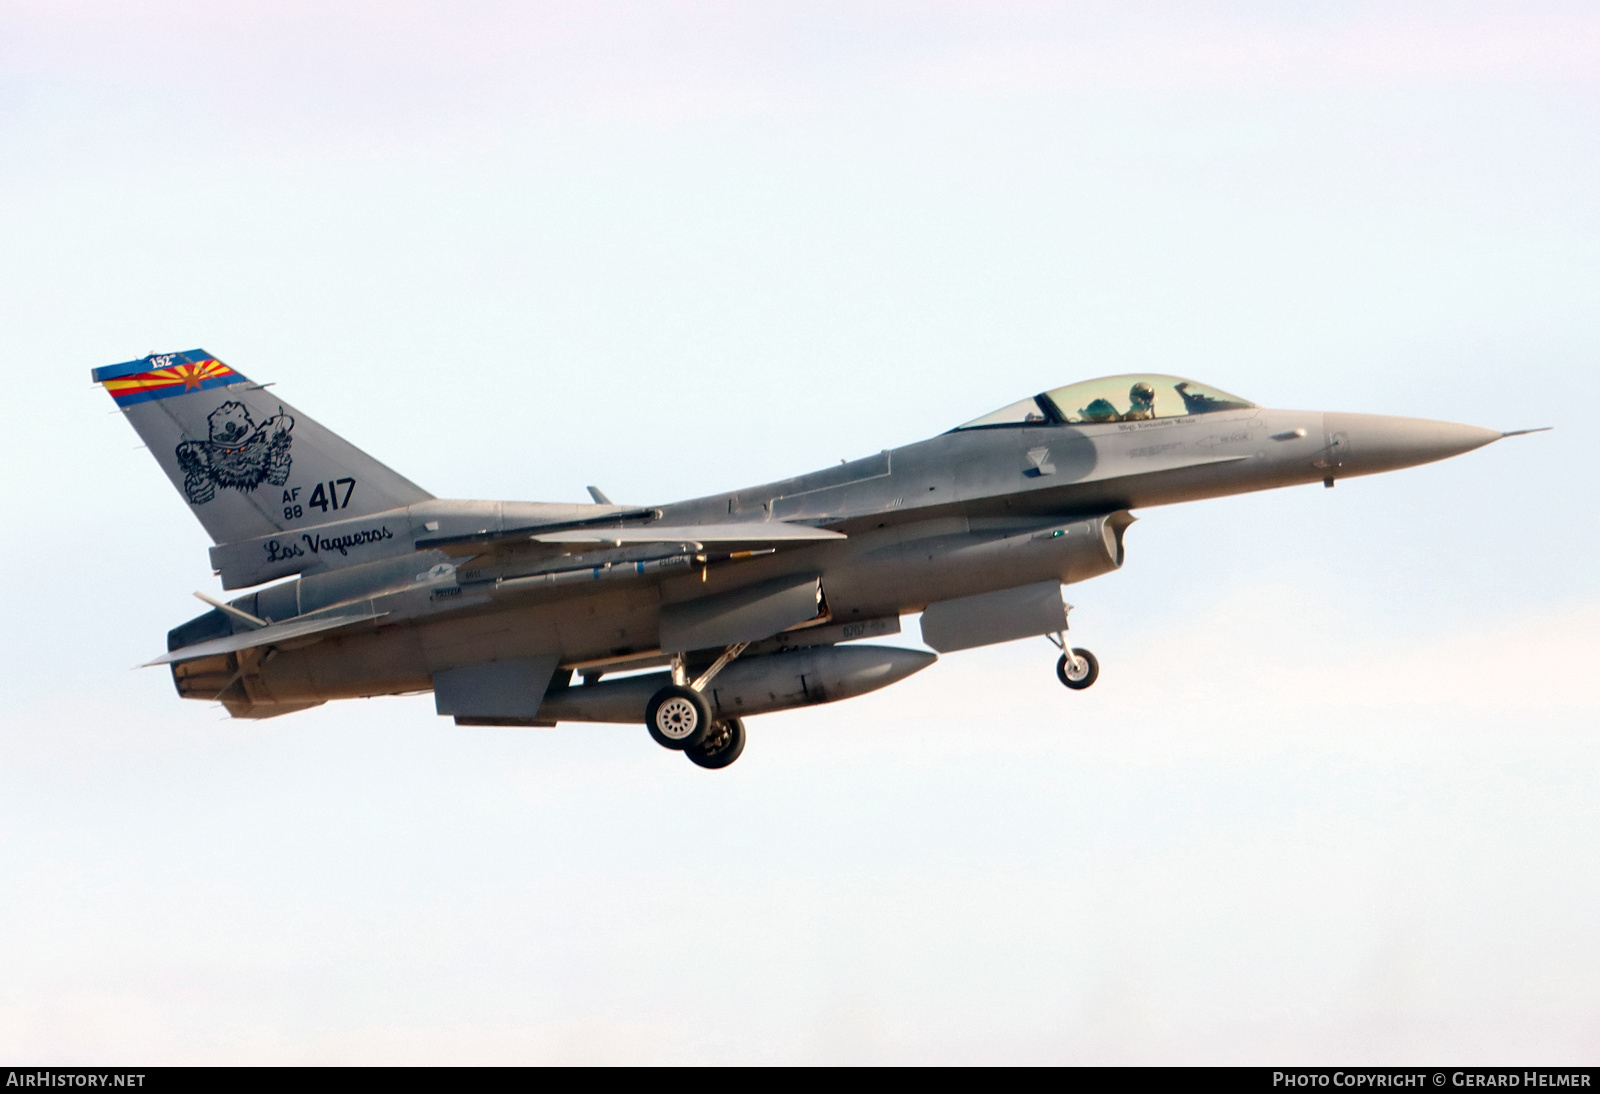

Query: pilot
[1079,397,1121,423]
[1124,381,1156,420]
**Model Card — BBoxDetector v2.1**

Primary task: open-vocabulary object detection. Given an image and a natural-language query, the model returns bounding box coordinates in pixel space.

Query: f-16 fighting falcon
[95,350,1541,769]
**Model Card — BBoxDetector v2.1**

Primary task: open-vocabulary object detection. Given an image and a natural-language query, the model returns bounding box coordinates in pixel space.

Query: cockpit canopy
[956,374,1256,430]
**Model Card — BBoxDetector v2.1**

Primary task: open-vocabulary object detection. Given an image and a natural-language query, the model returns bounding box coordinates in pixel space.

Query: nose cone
[1322,412,1502,478]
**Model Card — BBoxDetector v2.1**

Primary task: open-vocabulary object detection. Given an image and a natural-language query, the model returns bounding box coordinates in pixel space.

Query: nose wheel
[1047,632,1099,690]
[1056,648,1099,689]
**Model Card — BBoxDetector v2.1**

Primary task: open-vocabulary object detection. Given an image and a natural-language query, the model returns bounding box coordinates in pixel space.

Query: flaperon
[94,349,1542,769]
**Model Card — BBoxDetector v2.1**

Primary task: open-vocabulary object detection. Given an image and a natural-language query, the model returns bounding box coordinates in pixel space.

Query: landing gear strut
[646,642,750,756]
[1047,632,1099,690]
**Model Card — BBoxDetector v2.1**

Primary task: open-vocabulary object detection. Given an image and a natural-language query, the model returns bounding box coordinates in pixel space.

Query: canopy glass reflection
[956,374,1255,430]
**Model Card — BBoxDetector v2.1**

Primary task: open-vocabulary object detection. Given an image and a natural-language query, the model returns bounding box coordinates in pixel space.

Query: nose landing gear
[1047,632,1099,690]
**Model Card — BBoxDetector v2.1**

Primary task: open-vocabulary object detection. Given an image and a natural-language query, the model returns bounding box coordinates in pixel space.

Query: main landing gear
[646,685,712,750]
[686,716,746,769]
[647,643,750,769]
[1047,632,1099,690]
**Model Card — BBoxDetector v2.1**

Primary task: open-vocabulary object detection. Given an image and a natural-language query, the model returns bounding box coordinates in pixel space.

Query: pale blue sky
[1,2,1597,1063]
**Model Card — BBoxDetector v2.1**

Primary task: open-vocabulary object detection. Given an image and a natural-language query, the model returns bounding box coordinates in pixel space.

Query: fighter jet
[94,350,1540,769]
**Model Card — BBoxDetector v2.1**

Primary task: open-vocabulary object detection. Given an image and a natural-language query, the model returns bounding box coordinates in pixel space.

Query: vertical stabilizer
[93,349,433,545]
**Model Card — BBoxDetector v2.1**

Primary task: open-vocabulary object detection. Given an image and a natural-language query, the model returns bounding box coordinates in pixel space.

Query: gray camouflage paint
[97,355,1505,724]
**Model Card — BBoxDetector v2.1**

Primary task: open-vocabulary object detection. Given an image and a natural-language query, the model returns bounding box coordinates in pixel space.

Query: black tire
[1056,648,1099,690]
[646,685,712,750]
[686,717,746,770]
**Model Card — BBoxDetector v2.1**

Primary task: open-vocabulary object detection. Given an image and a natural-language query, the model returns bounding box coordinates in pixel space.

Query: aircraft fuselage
[165,405,1499,722]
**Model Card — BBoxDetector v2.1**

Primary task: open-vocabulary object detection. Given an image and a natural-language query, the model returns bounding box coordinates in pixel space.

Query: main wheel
[646,685,712,750]
[686,717,746,770]
[1056,648,1099,690]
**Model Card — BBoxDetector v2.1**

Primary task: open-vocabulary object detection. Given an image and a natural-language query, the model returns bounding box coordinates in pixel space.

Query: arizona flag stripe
[97,357,239,406]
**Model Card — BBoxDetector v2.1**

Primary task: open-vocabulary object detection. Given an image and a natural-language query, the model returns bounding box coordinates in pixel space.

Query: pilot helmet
[1129,381,1155,406]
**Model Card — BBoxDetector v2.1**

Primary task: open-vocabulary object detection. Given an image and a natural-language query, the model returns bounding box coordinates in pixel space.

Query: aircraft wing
[149,609,385,666]
[415,510,843,558]
[418,519,844,558]
[532,523,845,546]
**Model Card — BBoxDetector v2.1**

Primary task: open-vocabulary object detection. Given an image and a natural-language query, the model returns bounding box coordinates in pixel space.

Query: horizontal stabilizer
[534,523,845,546]
[149,609,384,666]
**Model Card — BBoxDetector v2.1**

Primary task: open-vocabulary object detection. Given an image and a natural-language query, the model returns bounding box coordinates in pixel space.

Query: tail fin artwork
[93,349,433,545]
